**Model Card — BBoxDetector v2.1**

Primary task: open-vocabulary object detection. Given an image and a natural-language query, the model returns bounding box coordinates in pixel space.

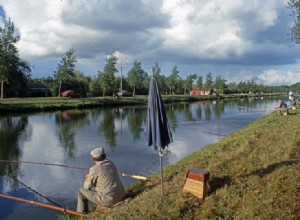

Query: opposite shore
[0,93,282,115]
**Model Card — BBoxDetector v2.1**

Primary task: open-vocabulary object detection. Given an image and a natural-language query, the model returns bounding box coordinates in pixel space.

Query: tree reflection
[182,102,195,122]
[204,102,212,121]
[98,109,116,148]
[196,102,203,120]
[165,105,177,131]
[127,107,144,141]
[0,116,29,189]
[55,110,90,158]
[212,99,225,119]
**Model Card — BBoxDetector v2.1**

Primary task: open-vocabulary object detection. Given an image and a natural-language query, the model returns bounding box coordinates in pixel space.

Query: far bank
[0,93,281,115]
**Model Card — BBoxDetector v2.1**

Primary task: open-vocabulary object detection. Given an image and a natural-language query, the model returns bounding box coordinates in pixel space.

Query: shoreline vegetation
[2,93,299,219]
[0,93,281,115]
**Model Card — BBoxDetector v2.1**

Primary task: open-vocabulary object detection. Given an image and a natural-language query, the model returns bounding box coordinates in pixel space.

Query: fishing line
[144,158,160,174]
[173,119,252,125]
[221,111,272,118]
[227,123,244,128]
[0,160,148,180]
[144,147,171,174]
[0,159,88,171]
[11,176,64,208]
[232,105,272,112]
[0,165,64,208]
[172,110,274,126]
[197,130,227,137]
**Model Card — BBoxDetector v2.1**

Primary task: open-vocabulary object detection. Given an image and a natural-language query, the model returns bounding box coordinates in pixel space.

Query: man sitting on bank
[274,99,288,115]
[77,147,126,214]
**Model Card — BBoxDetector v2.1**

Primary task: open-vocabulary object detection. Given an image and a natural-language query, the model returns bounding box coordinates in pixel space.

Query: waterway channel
[0,96,285,219]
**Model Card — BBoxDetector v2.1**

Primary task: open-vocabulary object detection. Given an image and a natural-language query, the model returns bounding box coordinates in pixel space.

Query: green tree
[127,60,144,96]
[166,65,179,95]
[0,47,9,99]
[227,82,237,94]
[183,74,197,95]
[151,61,163,88]
[237,81,247,93]
[95,71,105,96]
[89,75,102,97]
[141,72,150,94]
[197,75,203,91]
[288,0,300,43]
[39,75,54,95]
[151,62,169,94]
[72,70,91,96]
[159,75,168,95]
[214,75,227,94]
[205,72,214,92]
[165,76,172,95]
[0,18,31,98]
[54,49,77,96]
[152,61,161,76]
[101,52,118,96]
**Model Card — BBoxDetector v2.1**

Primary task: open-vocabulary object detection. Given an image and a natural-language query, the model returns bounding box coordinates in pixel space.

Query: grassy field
[0,95,212,114]
[66,107,300,220]
[0,93,278,115]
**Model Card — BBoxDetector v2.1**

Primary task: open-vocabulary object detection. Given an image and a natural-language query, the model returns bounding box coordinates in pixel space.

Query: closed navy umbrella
[145,75,173,196]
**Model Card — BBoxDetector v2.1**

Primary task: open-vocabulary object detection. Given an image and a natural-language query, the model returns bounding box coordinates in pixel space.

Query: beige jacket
[84,159,125,207]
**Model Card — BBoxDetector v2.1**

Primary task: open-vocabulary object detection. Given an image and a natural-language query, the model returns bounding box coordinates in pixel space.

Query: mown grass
[0,93,278,115]
[0,97,146,114]
[72,108,300,220]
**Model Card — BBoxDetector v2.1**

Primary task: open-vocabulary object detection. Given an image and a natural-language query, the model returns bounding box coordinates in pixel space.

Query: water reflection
[98,108,117,148]
[0,116,29,189]
[0,96,281,220]
[55,110,90,157]
[127,107,145,141]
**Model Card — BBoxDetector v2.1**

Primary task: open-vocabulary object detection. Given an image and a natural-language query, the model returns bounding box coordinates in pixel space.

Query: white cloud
[161,0,284,60]
[1,0,300,85]
[258,69,300,85]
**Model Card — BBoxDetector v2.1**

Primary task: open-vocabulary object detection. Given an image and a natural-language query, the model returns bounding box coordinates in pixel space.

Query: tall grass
[80,109,300,220]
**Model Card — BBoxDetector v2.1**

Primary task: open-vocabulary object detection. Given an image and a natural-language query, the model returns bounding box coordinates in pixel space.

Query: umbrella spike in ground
[145,75,173,196]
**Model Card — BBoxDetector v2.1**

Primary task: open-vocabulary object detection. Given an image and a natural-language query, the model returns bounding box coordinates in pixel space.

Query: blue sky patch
[0,5,6,22]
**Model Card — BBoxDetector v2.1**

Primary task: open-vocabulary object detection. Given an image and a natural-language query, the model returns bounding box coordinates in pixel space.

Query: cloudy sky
[1,0,300,85]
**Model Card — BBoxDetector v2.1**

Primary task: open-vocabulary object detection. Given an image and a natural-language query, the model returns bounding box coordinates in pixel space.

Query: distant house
[27,82,51,97]
[190,85,210,96]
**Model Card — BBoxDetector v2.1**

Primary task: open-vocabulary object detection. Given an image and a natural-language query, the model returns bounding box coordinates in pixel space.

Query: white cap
[90,147,105,159]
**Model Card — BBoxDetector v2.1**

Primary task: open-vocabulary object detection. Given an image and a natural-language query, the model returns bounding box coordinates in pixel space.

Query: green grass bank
[74,108,300,220]
[0,93,278,115]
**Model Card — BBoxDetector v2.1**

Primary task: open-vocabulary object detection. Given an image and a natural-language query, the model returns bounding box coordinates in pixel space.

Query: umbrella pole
[159,148,164,196]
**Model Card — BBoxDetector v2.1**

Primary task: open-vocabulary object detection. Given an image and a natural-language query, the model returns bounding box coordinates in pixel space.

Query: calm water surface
[0,96,283,219]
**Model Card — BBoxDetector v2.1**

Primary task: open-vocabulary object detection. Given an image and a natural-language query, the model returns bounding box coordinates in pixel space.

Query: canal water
[0,96,284,219]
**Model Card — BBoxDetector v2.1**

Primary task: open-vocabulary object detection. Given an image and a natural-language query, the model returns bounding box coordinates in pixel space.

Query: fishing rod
[0,193,83,217]
[11,174,64,208]
[0,165,81,217]
[197,130,227,137]
[0,159,148,181]
[173,119,252,125]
